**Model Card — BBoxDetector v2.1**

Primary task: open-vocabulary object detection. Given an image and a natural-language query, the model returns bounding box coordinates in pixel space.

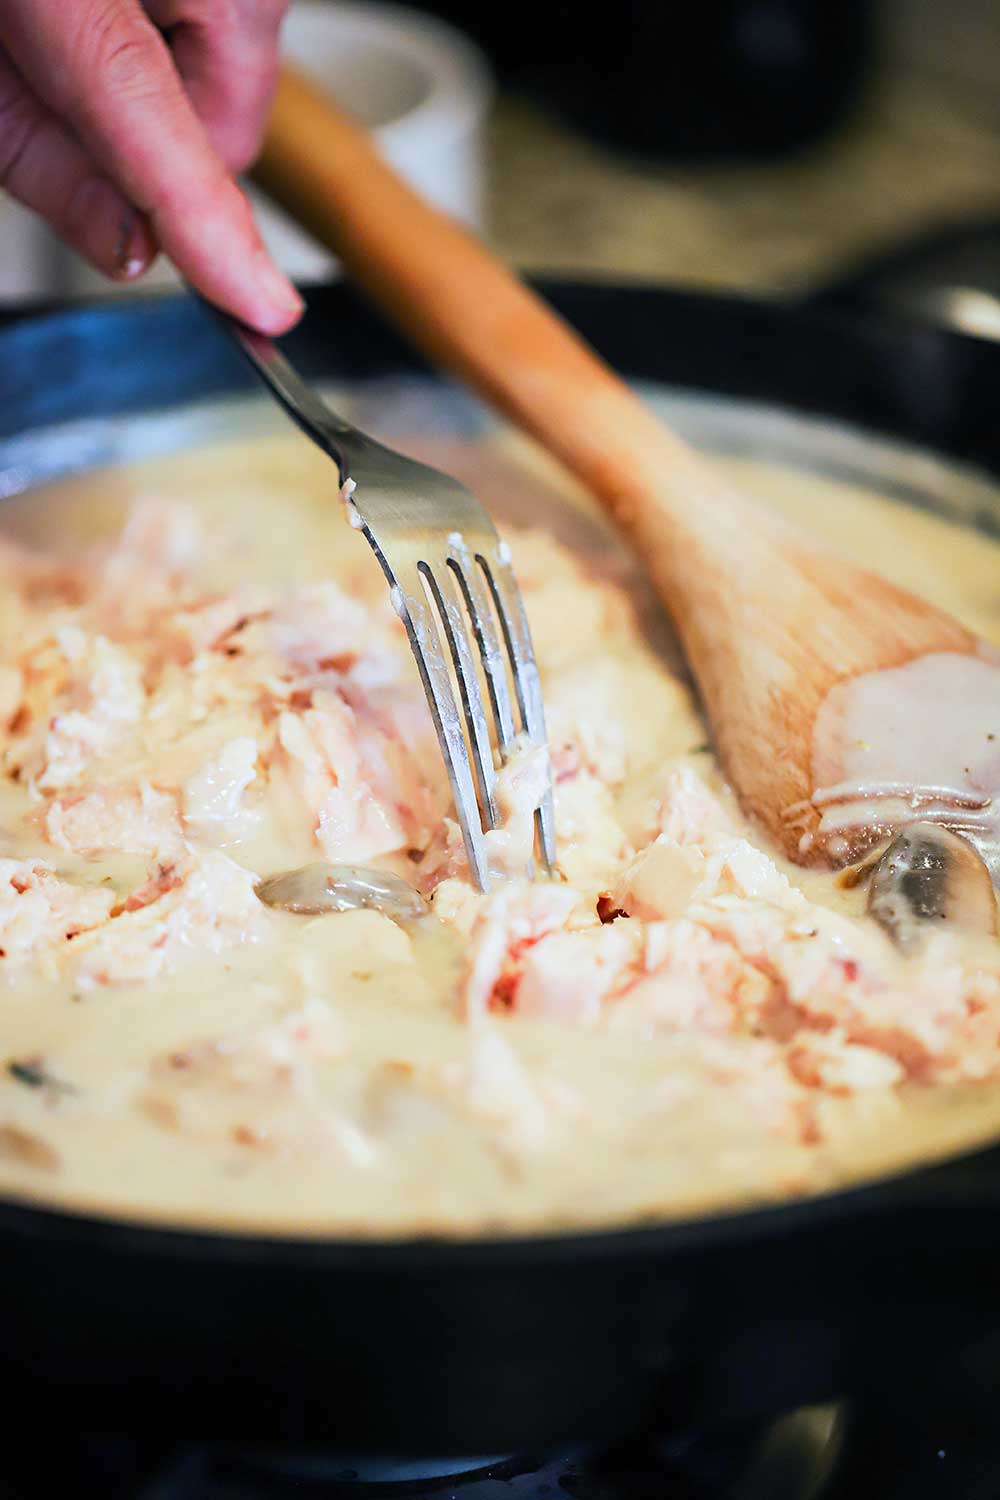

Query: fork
[215,313,556,892]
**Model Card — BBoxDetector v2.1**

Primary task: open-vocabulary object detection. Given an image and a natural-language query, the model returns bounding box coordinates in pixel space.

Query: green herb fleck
[8,1059,76,1096]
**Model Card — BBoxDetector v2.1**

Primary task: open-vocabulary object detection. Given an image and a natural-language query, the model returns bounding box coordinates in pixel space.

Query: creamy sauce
[0,427,996,1237]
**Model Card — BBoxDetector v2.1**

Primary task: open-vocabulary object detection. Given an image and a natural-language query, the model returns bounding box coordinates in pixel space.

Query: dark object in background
[810,216,1000,340]
[419,0,877,159]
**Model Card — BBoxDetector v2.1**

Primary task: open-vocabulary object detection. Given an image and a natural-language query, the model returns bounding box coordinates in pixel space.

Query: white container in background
[259,0,493,277]
[9,0,492,301]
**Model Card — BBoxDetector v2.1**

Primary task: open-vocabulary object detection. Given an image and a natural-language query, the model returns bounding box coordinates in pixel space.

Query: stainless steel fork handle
[217,308,505,546]
[218,311,383,488]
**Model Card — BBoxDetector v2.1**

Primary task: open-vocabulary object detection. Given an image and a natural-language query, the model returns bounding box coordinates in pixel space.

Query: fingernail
[112,211,156,281]
[65,178,154,281]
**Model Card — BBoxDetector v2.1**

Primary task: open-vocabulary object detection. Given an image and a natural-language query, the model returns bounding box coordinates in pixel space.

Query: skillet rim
[2,276,1000,1267]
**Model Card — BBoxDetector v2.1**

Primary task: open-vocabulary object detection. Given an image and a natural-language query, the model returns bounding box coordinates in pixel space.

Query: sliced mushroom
[255,863,429,924]
[865,822,998,951]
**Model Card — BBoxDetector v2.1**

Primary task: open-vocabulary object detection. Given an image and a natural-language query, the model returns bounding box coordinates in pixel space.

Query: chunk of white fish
[255,863,429,923]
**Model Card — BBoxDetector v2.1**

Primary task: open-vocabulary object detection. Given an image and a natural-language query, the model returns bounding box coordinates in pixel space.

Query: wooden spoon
[252,65,998,869]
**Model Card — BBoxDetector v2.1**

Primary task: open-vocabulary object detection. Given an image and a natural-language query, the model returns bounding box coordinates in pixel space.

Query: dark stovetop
[12,1395,1000,1500]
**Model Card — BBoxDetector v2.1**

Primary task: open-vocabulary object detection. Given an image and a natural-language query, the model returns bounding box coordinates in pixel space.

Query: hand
[0,0,303,333]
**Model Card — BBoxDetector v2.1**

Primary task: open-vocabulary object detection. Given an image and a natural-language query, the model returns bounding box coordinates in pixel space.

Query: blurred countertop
[485,0,1000,294]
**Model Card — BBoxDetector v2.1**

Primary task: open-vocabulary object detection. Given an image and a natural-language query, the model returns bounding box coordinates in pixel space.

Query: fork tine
[445,549,518,759]
[418,559,498,829]
[476,547,557,873]
[392,565,491,891]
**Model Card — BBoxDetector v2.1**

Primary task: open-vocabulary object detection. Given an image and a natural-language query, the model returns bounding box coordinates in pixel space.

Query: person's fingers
[0,48,157,279]
[1,0,302,332]
[145,0,288,173]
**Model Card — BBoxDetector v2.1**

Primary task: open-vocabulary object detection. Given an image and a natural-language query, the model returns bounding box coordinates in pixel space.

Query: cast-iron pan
[1,282,1000,1455]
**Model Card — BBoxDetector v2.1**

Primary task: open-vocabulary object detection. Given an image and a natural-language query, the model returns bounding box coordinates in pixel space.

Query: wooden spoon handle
[252,64,711,537]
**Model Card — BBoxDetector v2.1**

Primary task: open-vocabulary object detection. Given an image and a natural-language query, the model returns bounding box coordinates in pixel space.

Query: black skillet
[1,281,1000,1456]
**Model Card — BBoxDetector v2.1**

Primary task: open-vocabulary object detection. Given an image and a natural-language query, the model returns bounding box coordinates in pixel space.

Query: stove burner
[0,1407,844,1500]
[230,1449,512,1486]
[13,1391,1000,1499]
